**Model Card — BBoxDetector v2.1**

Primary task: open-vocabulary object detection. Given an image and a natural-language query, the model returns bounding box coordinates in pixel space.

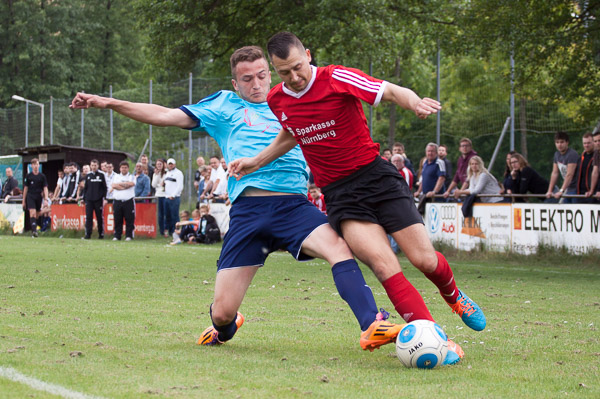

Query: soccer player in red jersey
[230,33,486,363]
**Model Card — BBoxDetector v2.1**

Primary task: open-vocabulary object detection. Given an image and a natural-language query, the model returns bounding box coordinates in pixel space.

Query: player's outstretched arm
[382,83,441,119]
[229,128,297,180]
[69,92,194,129]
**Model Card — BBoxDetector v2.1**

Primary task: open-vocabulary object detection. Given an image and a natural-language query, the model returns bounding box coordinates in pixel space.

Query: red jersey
[308,193,327,214]
[267,65,387,187]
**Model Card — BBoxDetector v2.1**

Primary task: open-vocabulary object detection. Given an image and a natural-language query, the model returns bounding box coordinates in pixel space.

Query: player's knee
[412,251,438,273]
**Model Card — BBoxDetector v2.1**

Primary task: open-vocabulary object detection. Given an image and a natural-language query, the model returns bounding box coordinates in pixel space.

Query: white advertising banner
[425,202,600,255]
[511,203,600,255]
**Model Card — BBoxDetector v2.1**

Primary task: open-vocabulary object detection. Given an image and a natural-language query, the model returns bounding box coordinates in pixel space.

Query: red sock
[381,272,434,323]
[424,251,460,304]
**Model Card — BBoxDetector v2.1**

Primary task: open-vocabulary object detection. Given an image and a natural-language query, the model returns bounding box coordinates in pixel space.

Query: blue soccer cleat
[443,339,464,366]
[449,289,486,331]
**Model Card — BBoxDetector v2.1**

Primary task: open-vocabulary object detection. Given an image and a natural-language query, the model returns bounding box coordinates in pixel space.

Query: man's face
[309,188,320,200]
[141,156,148,165]
[199,207,208,216]
[231,58,272,103]
[209,157,220,170]
[196,157,205,167]
[5,168,12,178]
[583,136,594,154]
[221,158,227,169]
[391,157,404,170]
[120,165,129,175]
[459,141,472,155]
[271,46,313,93]
[135,164,143,174]
[107,164,113,174]
[82,165,90,174]
[382,150,392,160]
[167,162,175,171]
[31,162,39,173]
[438,147,447,159]
[594,134,600,151]
[101,162,107,172]
[90,162,98,173]
[555,139,569,153]
[392,145,403,155]
[426,145,437,161]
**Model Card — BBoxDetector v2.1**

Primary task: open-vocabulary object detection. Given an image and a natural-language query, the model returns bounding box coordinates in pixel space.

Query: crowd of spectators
[302,132,600,219]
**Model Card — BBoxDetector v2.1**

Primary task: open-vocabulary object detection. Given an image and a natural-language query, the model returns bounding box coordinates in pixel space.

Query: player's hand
[414,97,441,119]
[228,157,260,180]
[69,92,110,110]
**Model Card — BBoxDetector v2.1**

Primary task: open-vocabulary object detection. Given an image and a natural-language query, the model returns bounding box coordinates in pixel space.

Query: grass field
[0,235,598,398]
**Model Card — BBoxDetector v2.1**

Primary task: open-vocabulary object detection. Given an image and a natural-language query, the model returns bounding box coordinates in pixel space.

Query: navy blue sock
[332,259,378,331]
[210,305,239,342]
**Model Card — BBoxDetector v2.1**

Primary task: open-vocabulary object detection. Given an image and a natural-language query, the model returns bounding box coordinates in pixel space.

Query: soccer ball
[395,320,448,369]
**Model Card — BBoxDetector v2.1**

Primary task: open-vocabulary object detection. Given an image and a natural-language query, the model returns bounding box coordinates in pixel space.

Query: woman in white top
[455,156,503,203]
[152,158,167,237]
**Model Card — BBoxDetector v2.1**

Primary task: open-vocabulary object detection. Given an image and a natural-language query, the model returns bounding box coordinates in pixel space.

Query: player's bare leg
[301,223,403,351]
[198,266,258,345]
[391,223,486,331]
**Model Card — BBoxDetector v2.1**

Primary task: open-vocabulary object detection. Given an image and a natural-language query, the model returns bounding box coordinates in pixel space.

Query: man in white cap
[164,158,184,235]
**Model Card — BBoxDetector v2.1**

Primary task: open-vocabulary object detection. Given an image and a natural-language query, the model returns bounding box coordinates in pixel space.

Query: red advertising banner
[51,202,157,238]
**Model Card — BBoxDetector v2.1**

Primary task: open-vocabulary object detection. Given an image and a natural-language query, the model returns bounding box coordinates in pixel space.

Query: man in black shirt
[577,132,596,203]
[22,158,48,237]
[82,159,107,239]
[1,167,18,202]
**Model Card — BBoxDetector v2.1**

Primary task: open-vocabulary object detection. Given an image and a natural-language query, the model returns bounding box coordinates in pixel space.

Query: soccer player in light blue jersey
[70,46,404,352]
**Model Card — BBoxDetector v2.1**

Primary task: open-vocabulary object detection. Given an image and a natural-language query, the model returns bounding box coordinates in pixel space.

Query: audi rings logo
[439,205,457,220]
[429,205,440,233]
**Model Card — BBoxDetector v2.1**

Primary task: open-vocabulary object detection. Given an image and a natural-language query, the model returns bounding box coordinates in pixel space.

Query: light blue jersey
[179,90,308,203]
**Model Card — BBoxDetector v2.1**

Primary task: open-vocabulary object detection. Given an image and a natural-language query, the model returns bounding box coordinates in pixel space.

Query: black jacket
[83,171,107,202]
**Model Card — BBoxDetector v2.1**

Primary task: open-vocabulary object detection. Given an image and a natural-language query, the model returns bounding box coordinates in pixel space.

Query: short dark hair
[267,31,305,60]
[593,130,600,137]
[90,159,99,165]
[31,158,39,164]
[230,46,267,78]
[554,131,569,142]
[119,160,129,167]
[583,132,593,139]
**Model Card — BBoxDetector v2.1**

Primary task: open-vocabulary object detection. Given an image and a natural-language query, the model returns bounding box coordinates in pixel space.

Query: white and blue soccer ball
[395,320,448,369]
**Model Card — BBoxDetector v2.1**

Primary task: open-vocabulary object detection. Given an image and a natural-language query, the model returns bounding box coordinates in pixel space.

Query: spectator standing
[413,143,446,203]
[442,138,477,198]
[82,159,107,239]
[152,158,168,236]
[576,133,596,203]
[194,156,206,199]
[62,163,80,201]
[438,145,453,190]
[111,161,136,241]
[104,162,116,200]
[208,156,227,203]
[77,164,90,200]
[52,169,65,201]
[1,167,19,202]
[546,131,579,203]
[308,184,326,214]
[164,158,184,235]
[392,142,415,176]
[22,158,48,237]
[134,162,151,199]
[195,166,208,208]
[140,154,154,183]
[100,161,108,174]
[391,154,414,190]
[381,148,392,161]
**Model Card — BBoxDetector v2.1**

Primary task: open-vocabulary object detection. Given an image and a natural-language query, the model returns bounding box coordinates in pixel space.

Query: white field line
[0,367,106,399]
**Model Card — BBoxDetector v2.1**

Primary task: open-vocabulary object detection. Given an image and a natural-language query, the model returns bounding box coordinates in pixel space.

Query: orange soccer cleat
[197,312,245,346]
[360,309,406,352]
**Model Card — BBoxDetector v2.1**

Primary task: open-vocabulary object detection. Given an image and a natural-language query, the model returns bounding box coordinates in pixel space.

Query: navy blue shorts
[217,195,329,271]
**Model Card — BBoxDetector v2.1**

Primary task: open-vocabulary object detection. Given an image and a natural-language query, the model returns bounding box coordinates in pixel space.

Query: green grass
[0,235,598,398]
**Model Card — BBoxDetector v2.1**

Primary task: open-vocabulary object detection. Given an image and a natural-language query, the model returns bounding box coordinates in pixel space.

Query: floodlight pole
[12,95,44,146]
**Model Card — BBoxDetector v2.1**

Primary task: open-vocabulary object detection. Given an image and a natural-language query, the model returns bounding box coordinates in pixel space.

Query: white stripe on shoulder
[332,69,381,93]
